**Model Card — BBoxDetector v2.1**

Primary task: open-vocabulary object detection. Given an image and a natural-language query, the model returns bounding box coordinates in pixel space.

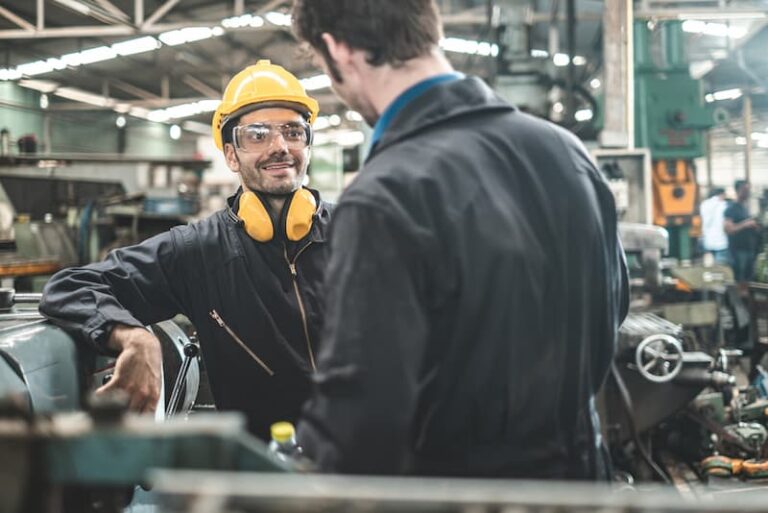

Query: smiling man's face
[224,107,310,196]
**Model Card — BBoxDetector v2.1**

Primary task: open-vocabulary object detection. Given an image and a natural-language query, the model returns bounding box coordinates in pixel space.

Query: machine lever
[165,341,199,417]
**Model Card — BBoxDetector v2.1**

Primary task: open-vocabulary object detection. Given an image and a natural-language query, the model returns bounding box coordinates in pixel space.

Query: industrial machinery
[634,20,724,261]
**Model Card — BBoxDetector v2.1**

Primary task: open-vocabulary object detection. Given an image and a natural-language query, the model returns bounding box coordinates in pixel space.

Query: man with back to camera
[725,180,760,289]
[291,0,629,479]
[39,60,333,440]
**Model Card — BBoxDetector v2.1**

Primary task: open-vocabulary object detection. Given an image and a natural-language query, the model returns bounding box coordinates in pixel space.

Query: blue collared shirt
[368,72,463,155]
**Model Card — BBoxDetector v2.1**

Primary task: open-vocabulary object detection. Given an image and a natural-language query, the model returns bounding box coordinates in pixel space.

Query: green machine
[633,20,722,261]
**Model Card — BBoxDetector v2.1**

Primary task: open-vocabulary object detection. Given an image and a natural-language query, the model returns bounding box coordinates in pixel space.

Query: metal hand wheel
[635,334,684,383]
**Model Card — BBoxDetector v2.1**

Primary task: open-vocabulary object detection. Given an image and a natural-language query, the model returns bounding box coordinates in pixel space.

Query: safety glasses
[232,121,312,152]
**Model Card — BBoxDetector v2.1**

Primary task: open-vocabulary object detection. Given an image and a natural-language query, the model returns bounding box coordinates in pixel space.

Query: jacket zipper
[284,243,317,372]
[209,309,275,376]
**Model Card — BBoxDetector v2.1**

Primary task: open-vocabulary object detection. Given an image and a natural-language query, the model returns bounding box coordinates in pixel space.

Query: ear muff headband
[238,189,316,242]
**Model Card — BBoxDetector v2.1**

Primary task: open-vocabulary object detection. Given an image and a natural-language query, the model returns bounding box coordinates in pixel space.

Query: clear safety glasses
[232,121,312,152]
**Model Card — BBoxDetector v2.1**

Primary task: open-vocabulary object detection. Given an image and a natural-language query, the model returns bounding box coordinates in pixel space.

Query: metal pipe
[36,0,44,31]
[93,0,130,20]
[134,0,144,26]
[744,94,753,184]
[143,0,180,28]
[705,131,713,189]
[0,312,43,321]
[0,5,35,31]
[14,293,42,303]
[599,0,634,148]
[0,22,283,39]
[565,0,576,123]
[626,1,635,149]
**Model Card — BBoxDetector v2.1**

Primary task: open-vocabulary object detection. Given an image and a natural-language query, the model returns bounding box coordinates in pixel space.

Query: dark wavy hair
[292,0,442,73]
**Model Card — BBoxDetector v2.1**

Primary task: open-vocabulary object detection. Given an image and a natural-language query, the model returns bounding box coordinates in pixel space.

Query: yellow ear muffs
[284,188,317,242]
[238,191,274,242]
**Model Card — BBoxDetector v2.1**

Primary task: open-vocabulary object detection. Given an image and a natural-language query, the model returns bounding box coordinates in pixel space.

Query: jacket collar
[224,186,332,244]
[367,76,516,162]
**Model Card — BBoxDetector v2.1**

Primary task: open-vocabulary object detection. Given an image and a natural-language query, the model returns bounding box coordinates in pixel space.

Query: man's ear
[223,143,240,173]
[321,32,352,67]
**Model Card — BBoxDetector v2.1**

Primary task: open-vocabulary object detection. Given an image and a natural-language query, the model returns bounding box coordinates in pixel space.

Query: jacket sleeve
[297,201,429,474]
[39,229,190,355]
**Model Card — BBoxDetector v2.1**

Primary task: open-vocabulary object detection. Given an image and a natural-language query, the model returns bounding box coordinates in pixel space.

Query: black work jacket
[40,189,333,439]
[298,77,629,479]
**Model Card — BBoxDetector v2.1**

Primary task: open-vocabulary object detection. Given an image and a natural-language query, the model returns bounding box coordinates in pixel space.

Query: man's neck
[368,49,455,118]
[240,186,288,216]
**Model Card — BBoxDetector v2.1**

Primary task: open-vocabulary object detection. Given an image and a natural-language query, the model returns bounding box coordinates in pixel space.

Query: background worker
[292,0,629,479]
[39,60,332,440]
[725,180,760,289]
[700,187,729,265]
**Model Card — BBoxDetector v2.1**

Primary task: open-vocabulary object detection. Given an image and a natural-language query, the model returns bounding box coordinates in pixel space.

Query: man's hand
[97,325,162,414]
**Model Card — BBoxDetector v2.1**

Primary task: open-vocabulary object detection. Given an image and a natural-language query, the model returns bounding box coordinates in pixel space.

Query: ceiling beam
[93,0,130,21]
[0,5,35,32]
[0,21,215,39]
[109,78,160,100]
[52,0,132,26]
[256,0,289,14]
[143,0,180,28]
[182,74,220,98]
[36,0,44,30]
[135,0,144,26]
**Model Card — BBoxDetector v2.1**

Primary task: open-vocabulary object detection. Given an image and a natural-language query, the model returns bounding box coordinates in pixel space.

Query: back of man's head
[710,187,725,198]
[735,180,748,192]
[292,0,442,67]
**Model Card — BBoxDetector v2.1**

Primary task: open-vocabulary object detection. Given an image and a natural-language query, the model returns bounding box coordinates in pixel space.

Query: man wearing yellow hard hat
[40,60,334,439]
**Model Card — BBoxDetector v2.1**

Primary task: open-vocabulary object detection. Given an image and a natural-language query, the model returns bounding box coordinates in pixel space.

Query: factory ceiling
[0,0,766,129]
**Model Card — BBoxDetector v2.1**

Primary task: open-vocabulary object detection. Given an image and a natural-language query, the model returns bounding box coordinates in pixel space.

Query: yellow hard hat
[212,60,320,151]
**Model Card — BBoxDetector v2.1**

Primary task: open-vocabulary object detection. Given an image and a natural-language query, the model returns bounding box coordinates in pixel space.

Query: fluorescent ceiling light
[0,69,23,81]
[678,12,766,21]
[575,109,594,122]
[182,120,212,135]
[314,129,365,147]
[112,36,161,56]
[169,124,182,140]
[265,11,292,27]
[148,99,221,122]
[129,106,151,119]
[553,53,586,66]
[79,46,117,64]
[531,49,549,58]
[440,37,499,57]
[682,20,748,38]
[16,60,59,76]
[552,102,564,114]
[222,13,265,28]
[159,27,218,46]
[300,74,331,91]
[590,78,601,89]
[345,111,363,122]
[735,136,747,145]
[314,116,332,130]
[710,88,742,101]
